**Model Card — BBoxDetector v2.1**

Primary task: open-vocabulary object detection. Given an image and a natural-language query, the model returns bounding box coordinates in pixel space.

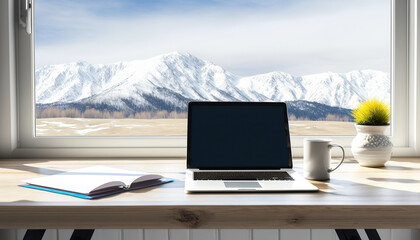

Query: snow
[35,52,390,110]
[41,121,76,128]
[76,127,109,135]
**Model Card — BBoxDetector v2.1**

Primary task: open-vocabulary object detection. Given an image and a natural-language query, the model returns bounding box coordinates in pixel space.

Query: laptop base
[185,170,318,193]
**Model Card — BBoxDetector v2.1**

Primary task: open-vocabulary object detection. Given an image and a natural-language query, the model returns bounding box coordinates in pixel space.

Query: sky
[35,0,391,76]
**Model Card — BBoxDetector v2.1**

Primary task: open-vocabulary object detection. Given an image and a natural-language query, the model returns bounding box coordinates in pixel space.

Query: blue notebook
[20,166,173,199]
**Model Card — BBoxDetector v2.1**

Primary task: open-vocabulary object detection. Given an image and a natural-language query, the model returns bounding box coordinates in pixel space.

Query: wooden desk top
[0,158,419,229]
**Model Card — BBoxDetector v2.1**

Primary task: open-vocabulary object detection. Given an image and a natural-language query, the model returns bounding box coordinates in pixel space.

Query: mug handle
[327,144,345,173]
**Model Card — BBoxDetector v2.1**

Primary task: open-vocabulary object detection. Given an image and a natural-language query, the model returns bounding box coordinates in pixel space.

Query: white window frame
[1,0,419,158]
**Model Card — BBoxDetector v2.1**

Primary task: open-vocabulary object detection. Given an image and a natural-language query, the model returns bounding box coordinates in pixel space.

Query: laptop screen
[187,102,292,169]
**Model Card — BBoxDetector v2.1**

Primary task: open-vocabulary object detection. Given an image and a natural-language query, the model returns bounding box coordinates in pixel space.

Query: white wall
[1,229,419,240]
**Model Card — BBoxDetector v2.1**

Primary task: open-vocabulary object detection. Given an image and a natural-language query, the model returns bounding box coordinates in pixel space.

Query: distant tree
[35,108,43,118]
[324,114,350,122]
[41,107,60,118]
[83,108,103,118]
[178,112,188,118]
[61,108,82,118]
[289,114,297,121]
[154,110,168,119]
[111,111,125,119]
[169,111,187,119]
[135,111,152,119]
[102,111,111,119]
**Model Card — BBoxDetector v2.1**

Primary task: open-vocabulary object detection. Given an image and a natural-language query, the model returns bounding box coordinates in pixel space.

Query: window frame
[0,0,418,158]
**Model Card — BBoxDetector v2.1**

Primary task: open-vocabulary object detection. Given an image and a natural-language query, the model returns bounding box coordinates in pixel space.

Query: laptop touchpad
[224,182,262,188]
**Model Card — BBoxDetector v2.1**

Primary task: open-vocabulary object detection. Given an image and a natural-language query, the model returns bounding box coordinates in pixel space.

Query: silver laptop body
[185,102,318,192]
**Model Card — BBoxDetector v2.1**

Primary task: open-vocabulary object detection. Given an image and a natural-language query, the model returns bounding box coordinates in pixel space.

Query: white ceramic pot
[351,124,393,167]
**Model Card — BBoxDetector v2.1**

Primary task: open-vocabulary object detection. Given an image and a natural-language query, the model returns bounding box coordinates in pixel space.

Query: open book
[19,166,173,199]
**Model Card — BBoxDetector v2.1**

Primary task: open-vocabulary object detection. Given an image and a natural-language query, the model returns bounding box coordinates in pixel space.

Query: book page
[24,166,160,195]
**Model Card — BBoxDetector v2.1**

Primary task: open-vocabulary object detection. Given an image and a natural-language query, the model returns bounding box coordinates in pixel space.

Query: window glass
[35,0,390,137]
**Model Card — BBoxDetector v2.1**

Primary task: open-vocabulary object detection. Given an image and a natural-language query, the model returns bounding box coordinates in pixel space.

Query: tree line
[288,113,351,122]
[36,107,350,121]
[36,107,188,119]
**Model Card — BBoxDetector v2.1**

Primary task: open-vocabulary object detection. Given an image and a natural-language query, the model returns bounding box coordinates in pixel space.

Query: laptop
[185,102,318,192]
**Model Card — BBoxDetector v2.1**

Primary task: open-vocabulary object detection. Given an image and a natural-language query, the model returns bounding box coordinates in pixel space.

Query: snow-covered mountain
[236,70,389,109]
[35,52,390,113]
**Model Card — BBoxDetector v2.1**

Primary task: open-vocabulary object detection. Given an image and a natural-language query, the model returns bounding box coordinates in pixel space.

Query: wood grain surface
[0,158,419,229]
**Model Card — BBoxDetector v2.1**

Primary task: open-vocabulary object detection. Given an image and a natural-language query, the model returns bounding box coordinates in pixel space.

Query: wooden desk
[0,158,419,229]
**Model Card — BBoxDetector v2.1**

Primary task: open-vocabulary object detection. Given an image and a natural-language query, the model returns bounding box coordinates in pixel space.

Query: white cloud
[35,0,390,76]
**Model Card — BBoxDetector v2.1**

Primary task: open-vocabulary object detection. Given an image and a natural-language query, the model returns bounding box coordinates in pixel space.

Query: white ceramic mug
[303,139,345,180]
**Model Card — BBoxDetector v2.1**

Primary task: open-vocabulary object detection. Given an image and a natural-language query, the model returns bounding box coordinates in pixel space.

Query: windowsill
[7,146,419,158]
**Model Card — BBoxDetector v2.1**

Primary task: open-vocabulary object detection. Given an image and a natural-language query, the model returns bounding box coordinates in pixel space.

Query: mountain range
[35,52,390,120]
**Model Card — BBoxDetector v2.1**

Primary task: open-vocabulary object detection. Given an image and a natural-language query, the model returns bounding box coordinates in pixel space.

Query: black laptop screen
[187,102,292,169]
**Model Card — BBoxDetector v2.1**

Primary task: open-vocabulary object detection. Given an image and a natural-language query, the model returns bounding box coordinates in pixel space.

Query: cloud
[35,0,390,76]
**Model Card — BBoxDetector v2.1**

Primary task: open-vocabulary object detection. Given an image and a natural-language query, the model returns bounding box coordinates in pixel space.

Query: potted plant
[351,98,392,167]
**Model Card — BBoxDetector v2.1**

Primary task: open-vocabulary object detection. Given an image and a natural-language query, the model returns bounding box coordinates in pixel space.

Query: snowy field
[36,118,357,136]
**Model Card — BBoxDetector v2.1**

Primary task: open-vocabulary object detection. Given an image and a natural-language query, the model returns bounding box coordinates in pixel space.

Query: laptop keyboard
[194,171,294,181]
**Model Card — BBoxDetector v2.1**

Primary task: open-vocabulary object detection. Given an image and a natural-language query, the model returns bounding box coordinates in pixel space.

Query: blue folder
[19,178,174,200]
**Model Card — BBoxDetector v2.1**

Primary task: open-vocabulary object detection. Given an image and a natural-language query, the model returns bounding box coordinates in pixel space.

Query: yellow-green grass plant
[352,98,390,125]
